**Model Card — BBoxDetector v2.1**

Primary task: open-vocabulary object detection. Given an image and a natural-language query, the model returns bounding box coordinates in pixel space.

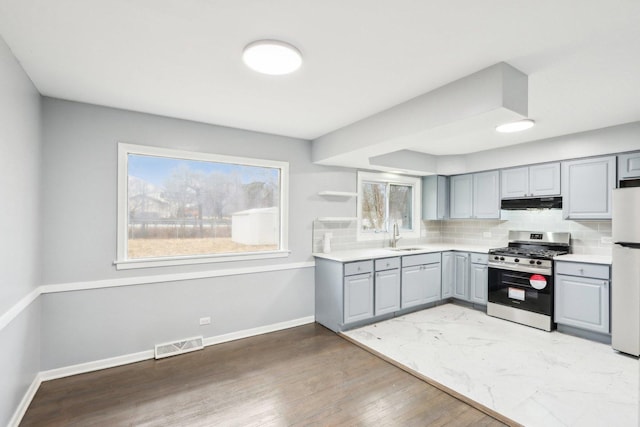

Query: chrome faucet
[391,222,401,248]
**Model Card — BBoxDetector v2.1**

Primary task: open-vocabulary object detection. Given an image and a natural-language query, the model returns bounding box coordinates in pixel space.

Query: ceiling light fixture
[242,40,302,76]
[496,119,536,133]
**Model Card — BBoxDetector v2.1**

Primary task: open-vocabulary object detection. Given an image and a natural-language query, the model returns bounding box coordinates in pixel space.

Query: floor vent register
[154,336,204,359]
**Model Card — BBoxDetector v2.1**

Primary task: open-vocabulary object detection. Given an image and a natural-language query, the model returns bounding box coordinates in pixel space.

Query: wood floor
[21,323,507,426]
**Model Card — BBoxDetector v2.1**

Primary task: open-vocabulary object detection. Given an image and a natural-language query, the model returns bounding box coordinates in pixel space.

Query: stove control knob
[529,260,535,265]
[514,258,520,263]
[494,256,500,260]
[536,260,542,265]
[499,257,505,261]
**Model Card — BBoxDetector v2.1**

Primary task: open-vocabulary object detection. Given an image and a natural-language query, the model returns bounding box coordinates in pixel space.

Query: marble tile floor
[343,304,639,427]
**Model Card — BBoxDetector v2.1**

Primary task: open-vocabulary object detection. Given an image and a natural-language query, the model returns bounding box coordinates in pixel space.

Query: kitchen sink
[388,247,424,252]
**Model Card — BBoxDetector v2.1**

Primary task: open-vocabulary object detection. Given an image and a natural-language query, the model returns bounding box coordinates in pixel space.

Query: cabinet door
[473,171,500,219]
[344,273,373,324]
[423,263,442,303]
[562,156,616,219]
[422,175,449,220]
[401,266,425,308]
[470,263,488,305]
[375,269,400,315]
[501,167,528,198]
[529,163,560,196]
[453,253,469,300]
[555,274,610,334]
[441,252,455,298]
[449,174,473,219]
[618,152,640,180]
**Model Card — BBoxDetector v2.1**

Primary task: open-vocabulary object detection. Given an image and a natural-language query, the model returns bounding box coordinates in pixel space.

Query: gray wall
[0,36,42,426]
[39,98,353,370]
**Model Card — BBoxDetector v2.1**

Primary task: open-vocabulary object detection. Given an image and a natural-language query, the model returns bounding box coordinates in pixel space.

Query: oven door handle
[488,263,552,275]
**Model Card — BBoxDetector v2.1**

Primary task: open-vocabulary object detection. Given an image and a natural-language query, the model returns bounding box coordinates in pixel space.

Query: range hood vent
[501,196,562,210]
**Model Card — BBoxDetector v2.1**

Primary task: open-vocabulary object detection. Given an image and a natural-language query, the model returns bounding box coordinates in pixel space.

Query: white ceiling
[1,0,639,158]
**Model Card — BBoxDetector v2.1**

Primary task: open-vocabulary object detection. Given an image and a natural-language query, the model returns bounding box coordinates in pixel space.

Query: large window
[357,171,421,241]
[116,143,289,269]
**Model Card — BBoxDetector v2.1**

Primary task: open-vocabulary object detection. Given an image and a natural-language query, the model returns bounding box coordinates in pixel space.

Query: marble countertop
[553,253,612,265]
[313,244,493,262]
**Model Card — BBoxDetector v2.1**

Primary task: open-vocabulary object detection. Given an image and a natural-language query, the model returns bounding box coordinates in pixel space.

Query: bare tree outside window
[360,181,413,232]
[389,184,413,230]
[126,153,281,259]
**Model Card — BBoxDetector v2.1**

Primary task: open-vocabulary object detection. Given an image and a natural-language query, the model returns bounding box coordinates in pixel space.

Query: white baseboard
[8,373,42,427]
[39,349,155,382]
[203,315,316,347]
[10,315,315,426]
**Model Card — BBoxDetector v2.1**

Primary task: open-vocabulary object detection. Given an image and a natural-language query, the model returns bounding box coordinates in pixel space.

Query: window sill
[114,250,291,270]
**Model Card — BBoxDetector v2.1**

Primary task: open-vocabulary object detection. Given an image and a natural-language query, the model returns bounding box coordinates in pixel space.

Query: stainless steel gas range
[487,230,571,331]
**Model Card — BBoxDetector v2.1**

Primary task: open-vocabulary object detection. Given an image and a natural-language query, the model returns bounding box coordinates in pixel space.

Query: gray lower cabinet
[443,252,487,305]
[315,252,447,332]
[469,253,488,305]
[555,261,610,334]
[441,251,455,298]
[344,266,374,325]
[374,258,400,315]
[315,258,374,332]
[401,253,441,308]
[453,252,469,300]
[562,156,616,219]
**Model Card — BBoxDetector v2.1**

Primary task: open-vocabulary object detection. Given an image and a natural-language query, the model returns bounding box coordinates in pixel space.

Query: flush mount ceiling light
[242,40,302,76]
[496,118,536,133]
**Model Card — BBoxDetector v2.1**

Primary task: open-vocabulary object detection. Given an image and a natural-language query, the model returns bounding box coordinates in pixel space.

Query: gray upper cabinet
[618,152,640,180]
[449,174,473,219]
[500,166,528,198]
[501,163,560,199]
[473,171,500,218]
[529,163,561,196]
[562,156,616,219]
[450,171,500,219]
[422,175,449,220]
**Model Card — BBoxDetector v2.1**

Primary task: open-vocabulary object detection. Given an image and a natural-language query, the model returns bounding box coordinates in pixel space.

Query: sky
[128,154,279,187]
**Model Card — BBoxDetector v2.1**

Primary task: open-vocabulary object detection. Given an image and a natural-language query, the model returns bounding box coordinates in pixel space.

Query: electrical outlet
[483,232,492,238]
[601,236,612,244]
[199,317,211,326]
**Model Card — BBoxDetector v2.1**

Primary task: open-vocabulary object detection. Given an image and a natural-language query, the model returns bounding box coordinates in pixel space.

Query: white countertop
[553,253,612,265]
[313,244,492,262]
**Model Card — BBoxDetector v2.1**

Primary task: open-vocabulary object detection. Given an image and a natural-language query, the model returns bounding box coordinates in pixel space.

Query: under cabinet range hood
[500,196,562,210]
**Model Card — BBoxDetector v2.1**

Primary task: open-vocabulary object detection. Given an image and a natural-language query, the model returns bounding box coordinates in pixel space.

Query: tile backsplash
[313,209,612,255]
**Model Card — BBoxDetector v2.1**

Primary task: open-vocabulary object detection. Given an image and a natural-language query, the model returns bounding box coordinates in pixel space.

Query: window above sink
[356,171,421,242]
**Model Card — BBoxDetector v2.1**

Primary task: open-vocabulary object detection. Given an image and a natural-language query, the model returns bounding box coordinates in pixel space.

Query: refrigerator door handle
[614,242,640,249]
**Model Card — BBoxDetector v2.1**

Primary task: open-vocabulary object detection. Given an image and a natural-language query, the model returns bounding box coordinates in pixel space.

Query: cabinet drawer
[402,252,440,267]
[344,260,373,276]
[470,253,488,264]
[555,261,610,280]
[375,257,400,271]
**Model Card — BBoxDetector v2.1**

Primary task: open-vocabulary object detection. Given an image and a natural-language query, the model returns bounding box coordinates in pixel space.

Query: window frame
[115,143,290,270]
[356,171,421,242]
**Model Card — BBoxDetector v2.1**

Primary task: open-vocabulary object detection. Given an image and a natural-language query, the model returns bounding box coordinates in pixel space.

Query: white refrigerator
[611,187,640,356]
